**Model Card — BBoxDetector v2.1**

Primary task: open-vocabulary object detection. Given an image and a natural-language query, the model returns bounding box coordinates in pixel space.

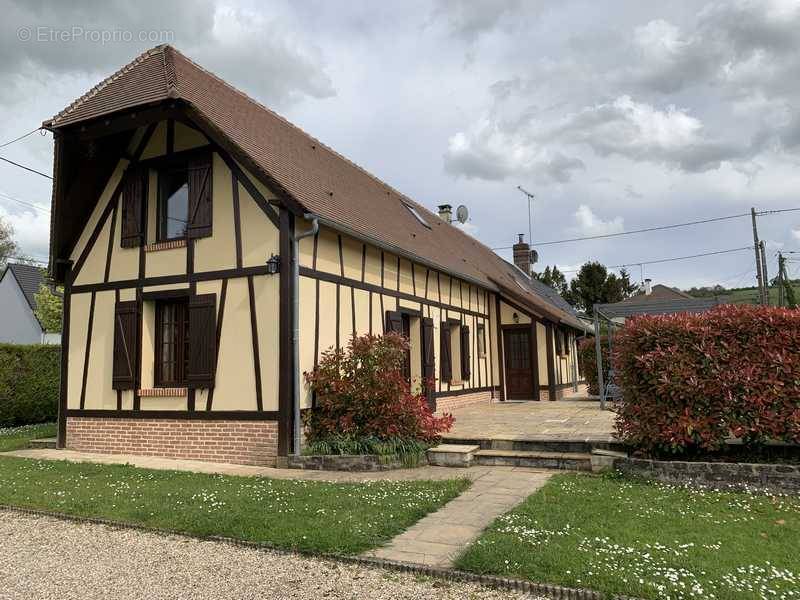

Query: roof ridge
[45,45,169,127]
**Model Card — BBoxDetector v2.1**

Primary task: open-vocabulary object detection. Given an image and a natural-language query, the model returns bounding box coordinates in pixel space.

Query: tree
[618,267,639,298]
[0,218,19,269]
[567,261,626,312]
[534,265,568,296]
[34,280,63,333]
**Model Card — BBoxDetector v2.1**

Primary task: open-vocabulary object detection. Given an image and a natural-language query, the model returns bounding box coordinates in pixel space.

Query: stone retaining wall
[615,456,800,494]
[287,454,418,472]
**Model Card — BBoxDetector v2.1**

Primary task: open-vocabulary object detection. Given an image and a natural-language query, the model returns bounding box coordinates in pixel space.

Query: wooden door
[503,328,534,400]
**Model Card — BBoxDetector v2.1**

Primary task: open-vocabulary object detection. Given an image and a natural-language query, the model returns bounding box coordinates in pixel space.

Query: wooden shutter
[385,310,403,334]
[112,300,139,390]
[187,154,213,239]
[120,166,147,248]
[440,325,452,383]
[460,324,471,380]
[564,329,570,355]
[187,294,217,388]
[555,327,563,355]
[422,317,435,406]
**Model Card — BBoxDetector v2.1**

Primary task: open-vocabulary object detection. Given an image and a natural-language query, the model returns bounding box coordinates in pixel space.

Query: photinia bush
[303,333,454,444]
[614,304,800,454]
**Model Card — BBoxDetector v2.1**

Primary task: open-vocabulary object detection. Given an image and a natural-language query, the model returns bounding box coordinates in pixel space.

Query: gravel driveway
[0,511,539,599]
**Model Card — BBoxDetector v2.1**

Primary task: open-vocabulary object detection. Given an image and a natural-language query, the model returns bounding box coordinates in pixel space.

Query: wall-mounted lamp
[266,254,280,275]
[512,312,520,324]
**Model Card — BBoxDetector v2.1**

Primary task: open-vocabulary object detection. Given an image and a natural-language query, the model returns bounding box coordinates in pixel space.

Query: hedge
[577,336,608,395]
[614,305,800,453]
[0,344,60,427]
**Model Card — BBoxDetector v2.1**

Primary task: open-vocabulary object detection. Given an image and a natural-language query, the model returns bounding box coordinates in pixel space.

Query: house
[0,262,60,344]
[597,278,726,321]
[44,45,588,467]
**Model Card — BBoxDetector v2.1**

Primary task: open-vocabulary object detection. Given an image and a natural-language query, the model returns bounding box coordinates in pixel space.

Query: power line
[0,128,43,149]
[0,155,52,179]
[559,246,752,273]
[491,212,751,249]
[0,191,50,214]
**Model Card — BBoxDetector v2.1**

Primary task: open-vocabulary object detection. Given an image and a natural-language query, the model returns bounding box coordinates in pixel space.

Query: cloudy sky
[2,0,800,290]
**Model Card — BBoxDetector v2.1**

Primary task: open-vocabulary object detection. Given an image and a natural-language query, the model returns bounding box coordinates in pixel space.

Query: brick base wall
[435,389,493,413]
[66,417,278,466]
[540,383,589,401]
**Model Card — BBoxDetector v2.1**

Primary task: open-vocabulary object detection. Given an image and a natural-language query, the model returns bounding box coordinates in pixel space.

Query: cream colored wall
[537,322,548,386]
[500,300,532,325]
[66,119,280,414]
[296,225,500,397]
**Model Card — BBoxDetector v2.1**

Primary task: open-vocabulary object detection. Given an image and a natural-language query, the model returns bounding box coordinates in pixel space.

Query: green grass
[0,457,469,554]
[456,473,799,600]
[0,423,56,452]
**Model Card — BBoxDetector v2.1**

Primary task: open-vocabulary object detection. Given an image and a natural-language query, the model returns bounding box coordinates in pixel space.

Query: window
[155,298,189,387]
[477,323,486,358]
[158,164,189,241]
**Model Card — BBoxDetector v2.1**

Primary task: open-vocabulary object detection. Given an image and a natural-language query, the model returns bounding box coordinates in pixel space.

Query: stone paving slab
[365,468,551,567]
[443,398,617,443]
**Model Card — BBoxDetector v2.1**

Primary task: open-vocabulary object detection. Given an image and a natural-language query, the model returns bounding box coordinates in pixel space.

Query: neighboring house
[0,262,60,344]
[598,279,726,321]
[44,45,588,467]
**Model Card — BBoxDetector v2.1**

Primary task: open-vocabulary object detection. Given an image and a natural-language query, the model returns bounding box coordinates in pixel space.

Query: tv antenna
[517,186,535,246]
[455,204,469,224]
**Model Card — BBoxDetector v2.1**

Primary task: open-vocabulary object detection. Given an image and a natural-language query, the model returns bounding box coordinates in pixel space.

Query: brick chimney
[512,234,531,276]
[437,204,452,222]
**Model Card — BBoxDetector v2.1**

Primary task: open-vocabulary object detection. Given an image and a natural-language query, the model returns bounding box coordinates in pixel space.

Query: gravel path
[0,511,540,600]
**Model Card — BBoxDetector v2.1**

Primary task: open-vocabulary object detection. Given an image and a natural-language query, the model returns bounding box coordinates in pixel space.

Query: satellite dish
[529,249,539,265]
[455,205,469,224]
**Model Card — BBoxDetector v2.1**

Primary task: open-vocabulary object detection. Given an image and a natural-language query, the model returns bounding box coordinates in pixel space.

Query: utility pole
[777,252,785,307]
[517,186,535,247]
[751,207,766,305]
[760,240,770,306]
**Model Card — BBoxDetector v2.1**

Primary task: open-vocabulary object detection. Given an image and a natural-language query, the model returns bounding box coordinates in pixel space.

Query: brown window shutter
[555,327,563,355]
[385,310,403,334]
[120,166,147,248]
[422,317,435,406]
[187,293,217,388]
[440,325,451,383]
[112,300,139,390]
[460,324,471,380]
[187,154,213,239]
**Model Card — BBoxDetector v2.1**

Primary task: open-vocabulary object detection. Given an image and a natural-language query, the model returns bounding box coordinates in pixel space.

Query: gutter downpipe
[292,213,319,456]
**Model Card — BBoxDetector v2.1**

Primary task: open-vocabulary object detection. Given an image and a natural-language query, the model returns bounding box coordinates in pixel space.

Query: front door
[503,327,535,400]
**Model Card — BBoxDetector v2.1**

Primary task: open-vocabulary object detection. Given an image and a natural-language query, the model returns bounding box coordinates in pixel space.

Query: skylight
[403,202,431,229]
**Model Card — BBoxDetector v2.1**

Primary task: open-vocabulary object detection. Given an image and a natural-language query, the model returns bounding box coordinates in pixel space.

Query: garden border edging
[0,504,640,600]
[287,454,426,472]
[614,456,800,494]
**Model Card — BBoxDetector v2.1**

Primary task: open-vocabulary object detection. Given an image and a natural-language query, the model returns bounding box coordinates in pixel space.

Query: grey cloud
[431,0,529,43]
[0,0,334,108]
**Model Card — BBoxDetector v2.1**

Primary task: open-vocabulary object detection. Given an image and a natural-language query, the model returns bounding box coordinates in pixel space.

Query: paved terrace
[443,398,617,444]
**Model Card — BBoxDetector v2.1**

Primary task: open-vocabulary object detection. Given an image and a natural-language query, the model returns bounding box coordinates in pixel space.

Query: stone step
[426,444,480,468]
[473,449,593,471]
[443,436,624,455]
[29,437,57,449]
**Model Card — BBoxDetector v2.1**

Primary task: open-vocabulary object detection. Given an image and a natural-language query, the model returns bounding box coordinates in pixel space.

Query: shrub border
[614,456,800,495]
[0,504,640,600]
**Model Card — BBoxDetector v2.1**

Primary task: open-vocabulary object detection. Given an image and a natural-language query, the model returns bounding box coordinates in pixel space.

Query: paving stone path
[365,468,551,567]
[6,448,552,568]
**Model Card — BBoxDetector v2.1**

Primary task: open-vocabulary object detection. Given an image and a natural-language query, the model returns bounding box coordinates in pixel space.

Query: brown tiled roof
[45,45,583,329]
[614,284,693,305]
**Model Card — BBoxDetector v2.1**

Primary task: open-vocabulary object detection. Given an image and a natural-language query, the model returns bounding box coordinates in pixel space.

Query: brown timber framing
[545,321,557,401]
[205,278,228,411]
[56,262,73,448]
[299,267,490,320]
[278,208,293,457]
[247,275,264,412]
[65,409,280,420]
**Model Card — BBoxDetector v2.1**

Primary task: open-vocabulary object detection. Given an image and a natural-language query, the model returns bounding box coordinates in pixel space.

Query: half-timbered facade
[45,46,587,466]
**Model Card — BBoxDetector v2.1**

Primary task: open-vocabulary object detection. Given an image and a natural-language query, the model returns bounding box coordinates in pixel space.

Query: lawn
[0,423,56,452]
[457,473,799,600]
[0,457,468,554]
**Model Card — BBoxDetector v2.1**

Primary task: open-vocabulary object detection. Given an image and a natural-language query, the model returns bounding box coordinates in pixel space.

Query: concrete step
[426,444,480,467]
[29,437,57,449]
[473,449,593,471]
[443,436,624,455]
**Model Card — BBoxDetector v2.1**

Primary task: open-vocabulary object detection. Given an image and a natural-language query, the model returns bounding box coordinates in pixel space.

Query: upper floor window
[158,164,189,241]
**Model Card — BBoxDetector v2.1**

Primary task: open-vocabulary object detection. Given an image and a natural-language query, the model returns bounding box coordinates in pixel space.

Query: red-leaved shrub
[614,305,800,453]
[303,333,454,443]
[578,336,608,395]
